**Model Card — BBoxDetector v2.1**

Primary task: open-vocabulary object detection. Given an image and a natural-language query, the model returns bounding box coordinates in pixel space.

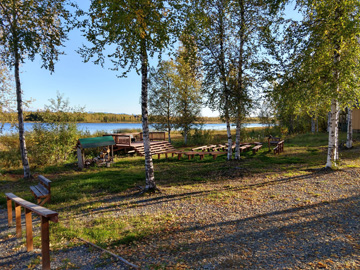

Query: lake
[1,122,268,135]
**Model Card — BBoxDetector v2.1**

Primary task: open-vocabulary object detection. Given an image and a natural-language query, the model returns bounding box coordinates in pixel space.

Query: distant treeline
[0,111,259,124]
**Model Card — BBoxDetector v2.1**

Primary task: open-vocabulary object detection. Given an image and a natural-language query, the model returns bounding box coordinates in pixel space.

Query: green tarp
[78,136,115,149]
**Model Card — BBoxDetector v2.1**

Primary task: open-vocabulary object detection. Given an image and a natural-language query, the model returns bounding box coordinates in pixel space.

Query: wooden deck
[114,140,177,157]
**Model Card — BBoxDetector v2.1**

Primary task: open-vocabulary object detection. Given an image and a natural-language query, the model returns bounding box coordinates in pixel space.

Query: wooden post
[7,197,12,227]
[77,146,84,169]
[111,145,114,161]
[25,208,33,251]
[15,203,22,237]
[41,216,51,270]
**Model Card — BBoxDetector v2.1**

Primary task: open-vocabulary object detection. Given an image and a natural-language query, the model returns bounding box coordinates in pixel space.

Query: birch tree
[79,1,180,192]
[173,46,202,144]
[346,106,354,149]
[295,0,360,167]
[0,0,71,178]
[191,0,235,159]
[148,60,177,143]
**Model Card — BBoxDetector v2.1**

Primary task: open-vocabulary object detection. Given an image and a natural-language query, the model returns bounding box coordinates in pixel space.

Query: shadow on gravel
[75,170,331,217]
[142,195,360,269]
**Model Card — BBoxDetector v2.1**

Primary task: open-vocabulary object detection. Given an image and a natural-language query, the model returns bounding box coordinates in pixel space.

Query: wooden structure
[352,108,360,132]
[252,144,263,154]
[77,136,115,169]
[105,132,177,157]
[274,140,285,154]
[6,193,58,270]
[30,175,51,206]
[268,135,281,150]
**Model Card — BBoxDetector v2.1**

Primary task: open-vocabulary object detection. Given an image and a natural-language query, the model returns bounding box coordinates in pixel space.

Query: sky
[19,2,300,118]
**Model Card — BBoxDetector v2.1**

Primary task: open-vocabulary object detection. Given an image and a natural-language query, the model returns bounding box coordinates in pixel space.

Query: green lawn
[1,131,359,257]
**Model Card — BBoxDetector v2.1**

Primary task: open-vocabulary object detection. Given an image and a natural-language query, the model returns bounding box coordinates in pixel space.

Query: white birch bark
[141,44,156,190]
[325,99,339,168]
[226,117,233,160]
[327,112,331,132]
[234,116,241,160]
[14,44,31,178]
[311,116,315,133]
[346,107,353,148]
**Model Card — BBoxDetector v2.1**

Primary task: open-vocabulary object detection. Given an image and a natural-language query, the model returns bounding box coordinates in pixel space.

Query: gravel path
[1,167,360,269]
[0,208,131,269]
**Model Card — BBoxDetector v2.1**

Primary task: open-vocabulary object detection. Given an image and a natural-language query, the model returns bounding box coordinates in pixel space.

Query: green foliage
[187,128,214,146]
[0,133,22,168]
[149,60,177,141]
[28,122,80,166]
[0,0,71,71]
[173,46,203,144]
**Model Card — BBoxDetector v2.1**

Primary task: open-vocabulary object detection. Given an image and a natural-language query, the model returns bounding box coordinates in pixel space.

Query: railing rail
[6,193,58,270]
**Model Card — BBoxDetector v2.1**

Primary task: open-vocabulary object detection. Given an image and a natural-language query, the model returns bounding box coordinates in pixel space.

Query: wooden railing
[6,193,58,270]
[139,132,166,141]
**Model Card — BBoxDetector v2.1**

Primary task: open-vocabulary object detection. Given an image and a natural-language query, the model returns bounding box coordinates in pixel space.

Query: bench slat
[34,184,49,197]
[30,186,44,198]
[38,175,51,186]
[5,193,58,222]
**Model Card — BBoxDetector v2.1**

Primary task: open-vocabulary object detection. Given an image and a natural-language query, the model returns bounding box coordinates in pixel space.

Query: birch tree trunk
[234,0,245,160]
[218,2,232,160]
[327,112,331,132]
[226,114,232,160]
[311,116,315,133]
[234,116,241,160]
[325,99,339,168]
[140,44,156,191]
[14,46,31,179]
[346,107,353,148]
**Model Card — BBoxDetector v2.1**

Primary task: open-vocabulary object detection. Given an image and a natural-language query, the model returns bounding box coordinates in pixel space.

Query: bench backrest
[38,175,51,191]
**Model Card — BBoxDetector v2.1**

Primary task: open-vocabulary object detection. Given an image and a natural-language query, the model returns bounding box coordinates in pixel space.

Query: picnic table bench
[239,144,252,152]
[6,193,58,270]
[30,175,51,206]
[274,140,285,154]
[268,135,281,150]
[252,144,263,154]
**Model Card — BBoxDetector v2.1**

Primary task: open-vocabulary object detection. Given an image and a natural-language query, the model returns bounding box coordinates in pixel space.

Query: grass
[1,131,359,256]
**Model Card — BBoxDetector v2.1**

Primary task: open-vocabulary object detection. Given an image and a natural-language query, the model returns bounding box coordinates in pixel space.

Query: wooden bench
[163,151,184,160]
[30,175,51,206]
[209,151,227,160]
[268,135,281,150]
[252,144,263,154]
[274,140,284,154]
[239,144,252,152]
[6,193,58,270]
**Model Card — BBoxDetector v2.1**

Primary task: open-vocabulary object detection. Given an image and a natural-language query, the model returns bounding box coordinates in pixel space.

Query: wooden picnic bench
[208,151,228,160]
[239,144,252,152]
[252,144,263,154]
[6,193,58,270]
[268,135,281,150]
[274,140,285,154]
[30,175,51,206]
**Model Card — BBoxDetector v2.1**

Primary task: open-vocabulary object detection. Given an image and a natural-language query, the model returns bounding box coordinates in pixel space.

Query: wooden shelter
[76,136,115,169]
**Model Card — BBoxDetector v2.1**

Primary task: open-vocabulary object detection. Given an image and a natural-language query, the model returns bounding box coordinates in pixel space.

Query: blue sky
[20,2,300,117]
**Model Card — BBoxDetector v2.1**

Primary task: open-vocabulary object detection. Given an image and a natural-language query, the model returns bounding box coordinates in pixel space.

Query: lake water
[1,122,268,135]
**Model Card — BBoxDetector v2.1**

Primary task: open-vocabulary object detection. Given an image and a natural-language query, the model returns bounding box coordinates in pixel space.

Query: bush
[28,122,81,166]
[0,133,22,169]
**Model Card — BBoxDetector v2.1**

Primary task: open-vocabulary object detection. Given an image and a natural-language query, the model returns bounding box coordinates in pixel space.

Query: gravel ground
[1,167,360,269]
[0,208,131,269]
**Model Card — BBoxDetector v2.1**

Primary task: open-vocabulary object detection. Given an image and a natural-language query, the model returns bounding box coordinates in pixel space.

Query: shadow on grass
[69,169,334,219]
